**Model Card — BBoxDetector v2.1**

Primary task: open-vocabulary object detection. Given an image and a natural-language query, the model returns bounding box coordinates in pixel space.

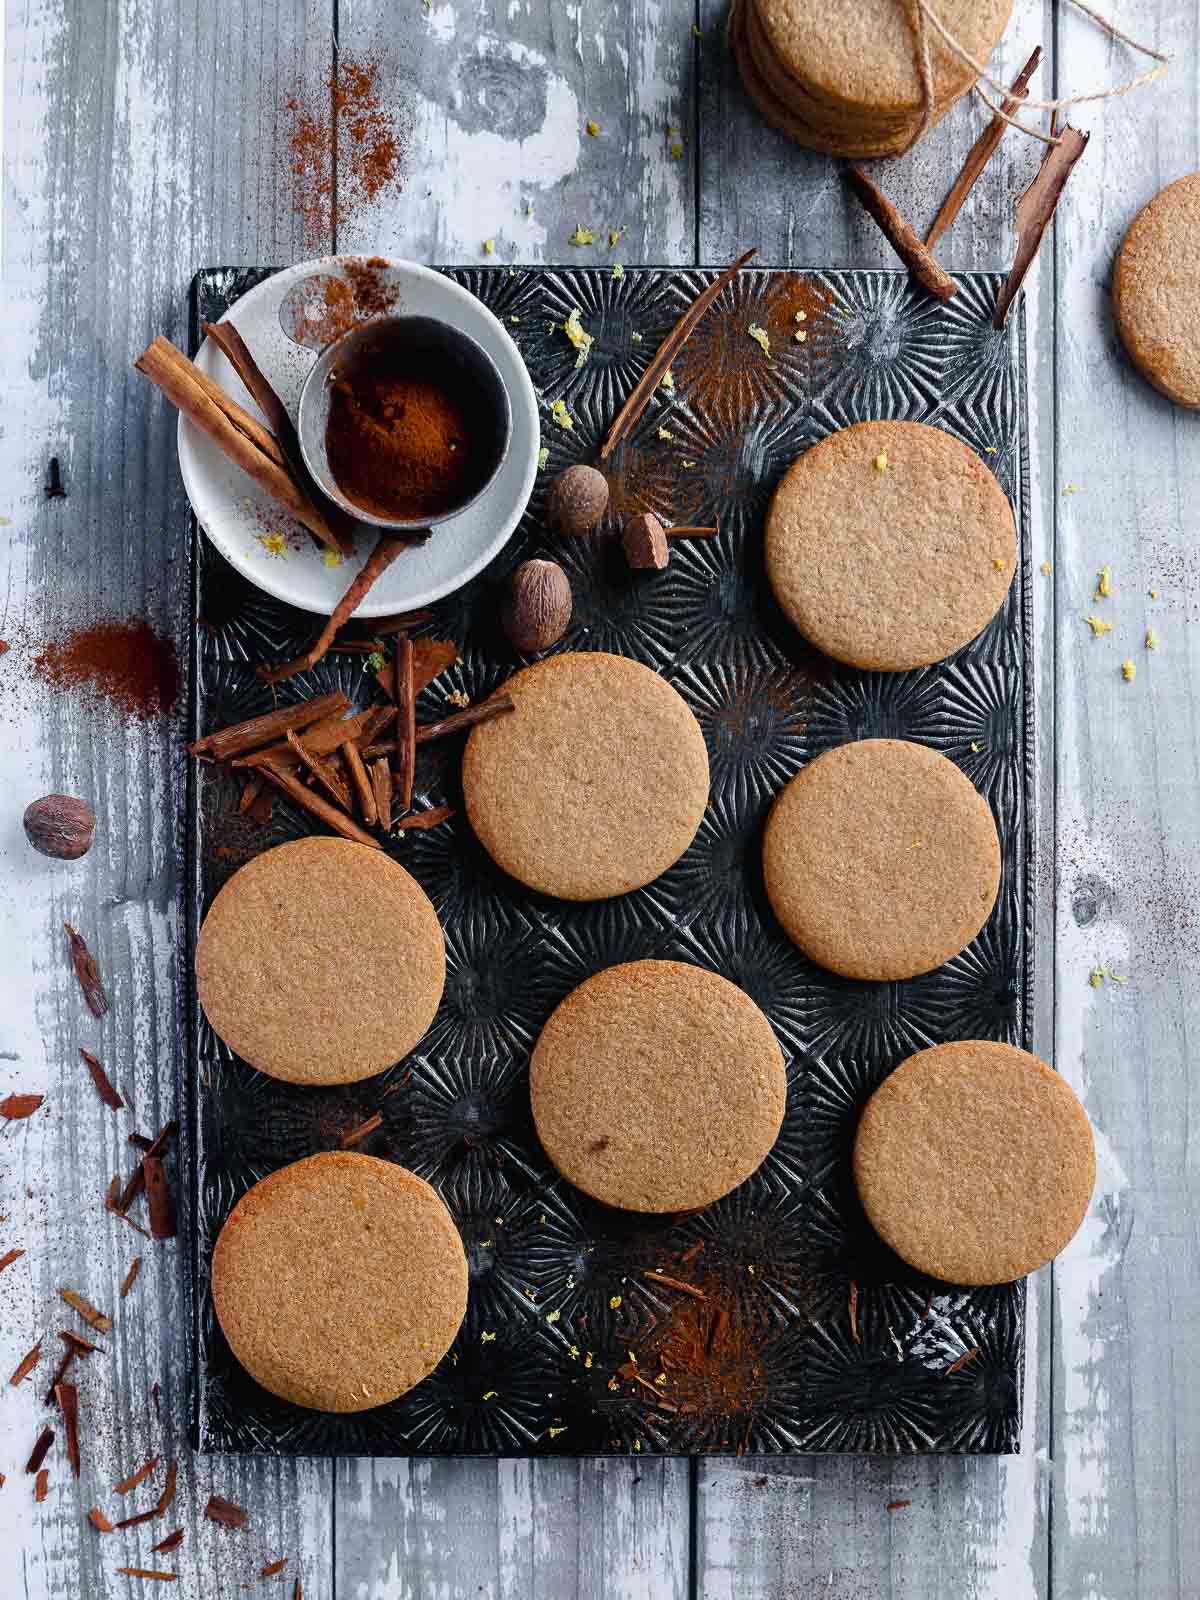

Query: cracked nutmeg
[500,560,573,654]
[23,794,96,860]
[546,464,608,535]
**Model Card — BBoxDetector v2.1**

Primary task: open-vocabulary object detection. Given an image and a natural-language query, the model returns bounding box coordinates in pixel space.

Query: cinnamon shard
[56,1383,80,1477]
[152,1529,185,1554]
[121,1258,143,1299]
[259,759,382,850]
[88,1507,115,1532]
[64,923,109,1018]
[340,1112,383,1149]
[340,738,378,826]
[0,1248,25,1274]
[80,1049,124,1110]
[188,691,352,761]
[945,1346,981,1375]
[34,1468,49,1503]
[61,1329,102,1355]
[44,1344,79,1407]
[415,695,515,746]
[887,1498,913,1513]
[1,1094,44,1120]
[114,1455,160,1494]
[848,1280,861,1345]
[115,1572,177,1583]
[205,1493,250,1529]
[993,125,1089,328]
[642,1270,706,1300]
[59,1288,113,1334]
[412,637,459,693]
[10,1342,41,1386]
[143,1156,177,1240]
[394,635,416,814]
[26,1427,54,1473]
[369,758,393,833]
[394,805,455,832]
[261,1558,290,1578]
[156,1460,179,1517]
[925,47,1043,249]
[845,166,957,303]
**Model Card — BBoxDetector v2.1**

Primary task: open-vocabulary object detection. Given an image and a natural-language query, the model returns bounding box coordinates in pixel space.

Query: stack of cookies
[728,0,1013,156]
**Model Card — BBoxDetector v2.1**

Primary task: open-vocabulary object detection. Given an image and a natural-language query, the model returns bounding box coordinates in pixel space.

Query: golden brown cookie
[763,739,999,981]
[212,1153,468,1411]
[462,653,709,901]
[1114,171,1200,408]
[754,0,1011,121]
[530,960,786,1212]
[196,837,445,1086]
[765,422,1016,671]
[853,1041,1095,1284]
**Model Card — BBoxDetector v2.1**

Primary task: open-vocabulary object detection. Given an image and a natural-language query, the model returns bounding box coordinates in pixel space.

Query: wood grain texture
[0,0,335,1594]
[1050,7,1200,1600]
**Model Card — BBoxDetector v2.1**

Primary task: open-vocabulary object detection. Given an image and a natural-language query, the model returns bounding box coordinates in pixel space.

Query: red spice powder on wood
[284,56,409,248]
[33,618,179,722]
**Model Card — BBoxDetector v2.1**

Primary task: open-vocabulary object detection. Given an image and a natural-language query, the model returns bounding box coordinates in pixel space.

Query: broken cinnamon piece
[414,695,515,745]
[205,1493,250,1529]
[247,785,275,826]
[115,1571,176,1582]
[370,759,393,832]
[56,1383,80,1477]
[887,1498,913,1513]
[601,248,757,458]
[411,637,459,693]
[59,1287,113,1334]
[945,1346,981,1375]
[642,1270,706,1300]
[26,1428,54,1473]
[65,923,109,1018]
[295,1580,304,1600]
[116,1118,178,1214]
[664,524,719,539]
[340,738,378,826]
[188,691,351,761]
[44,1345,79,1407]
[848,1280,861,1344]
[993,125,1089,328]
[80,1048,123,1110]
[202,319,356,557]
[114,1455,160,1494]
[1,1094,44,1120]
[261,1558,290,1578]
[152,1529,185,1554]
[925,47,1043,248]
[259,537,419,686]
[286,729,354,811]
[34,1469,49,1503]
[394,635,416,813]
[365,609,433,636]
[11,1343,41,1386]
[62,1328,102,1355]
[258,760,382,849]
[144,1156,176,1240]
[238,775,266,815]
[121,1258,143,1299]
[88,1507,115,1533]
[156,1460,178,1517]
[679,1242,704,1263]
[394,805,455,832]
[115,1506,166,1531]
[340,1112,383,1149]
[845,167,957,302]
[0,1248,25,1274]
[353,702,399,749]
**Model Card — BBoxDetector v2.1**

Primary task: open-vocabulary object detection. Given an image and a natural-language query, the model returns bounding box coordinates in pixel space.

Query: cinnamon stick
[340,739,377,826]
[286,730,353,811]
[80,1048,123,1111]
[394,635,415,813]
[370,760,393,833]
[601,248,758,458]
[10,1343,41,1386]
[945,1346,981,1375]
[394,805,455,832]
[202,320,355,556]
[65,923,108,1018]
[188,690,351,761]
[143,1156,176,1240]
[56,1383,80,1477]
[44,1344,78,1407]
[353,702,399,749]
[233,704,383,769]
[642,1270,706,1300]
[259,537,417,686]
[925,48,1043,248]
[993,125,1089,328]
[26,1428,54,1473]
[844,166,957,302]
[59,1288,113,1335]
[340,1111,383,1149]
[415,695,515,745]
[135,337,344,556]
[664,524,719,539]
[152,1530,185,1554]
[258,760,382,849]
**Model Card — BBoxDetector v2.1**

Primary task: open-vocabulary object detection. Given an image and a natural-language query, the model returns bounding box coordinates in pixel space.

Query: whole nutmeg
[623,512,669,571]
[501,560,573,654]
[23,794,97,861]
[547,464,609,536]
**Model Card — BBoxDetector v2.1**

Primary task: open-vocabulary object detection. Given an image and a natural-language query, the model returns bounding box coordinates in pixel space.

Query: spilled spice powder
[280,258,403,351]
[283,56,409,248]
[33,618,179,721]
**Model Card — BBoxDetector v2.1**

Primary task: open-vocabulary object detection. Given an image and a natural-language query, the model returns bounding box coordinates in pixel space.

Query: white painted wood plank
[693,2,1058,1595]
[1,0,336,1593]
[1051,7,1200,1599]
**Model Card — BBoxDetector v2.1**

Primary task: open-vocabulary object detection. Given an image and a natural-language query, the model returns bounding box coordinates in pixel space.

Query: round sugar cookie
[853,1041,1095,1285]
[763,739,1000,981]
[530,960,786,1213]
[765,422,1016,671]
[212,1153,468,1410]
[1114,171,1200,408]
[462,652,709,902]
[196,837,445,1085]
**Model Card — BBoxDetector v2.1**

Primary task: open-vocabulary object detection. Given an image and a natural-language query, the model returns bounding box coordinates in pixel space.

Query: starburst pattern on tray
[188,265,1031,1457]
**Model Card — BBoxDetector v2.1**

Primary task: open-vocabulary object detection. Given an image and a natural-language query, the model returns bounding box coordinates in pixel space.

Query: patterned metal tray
[184,264,1032,1457]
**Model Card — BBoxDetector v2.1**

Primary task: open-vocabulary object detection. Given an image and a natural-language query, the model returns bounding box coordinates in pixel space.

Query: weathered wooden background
[1,0,1196,1594]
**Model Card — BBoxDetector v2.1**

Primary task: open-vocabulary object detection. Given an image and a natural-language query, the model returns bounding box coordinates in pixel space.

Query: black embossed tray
[184,264,1032,1456]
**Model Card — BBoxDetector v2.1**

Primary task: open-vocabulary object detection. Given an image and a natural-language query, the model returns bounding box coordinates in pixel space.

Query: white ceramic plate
[177,255,540,618]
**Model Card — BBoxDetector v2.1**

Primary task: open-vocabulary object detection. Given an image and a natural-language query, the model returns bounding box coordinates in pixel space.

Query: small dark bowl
[297,314,513,532]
